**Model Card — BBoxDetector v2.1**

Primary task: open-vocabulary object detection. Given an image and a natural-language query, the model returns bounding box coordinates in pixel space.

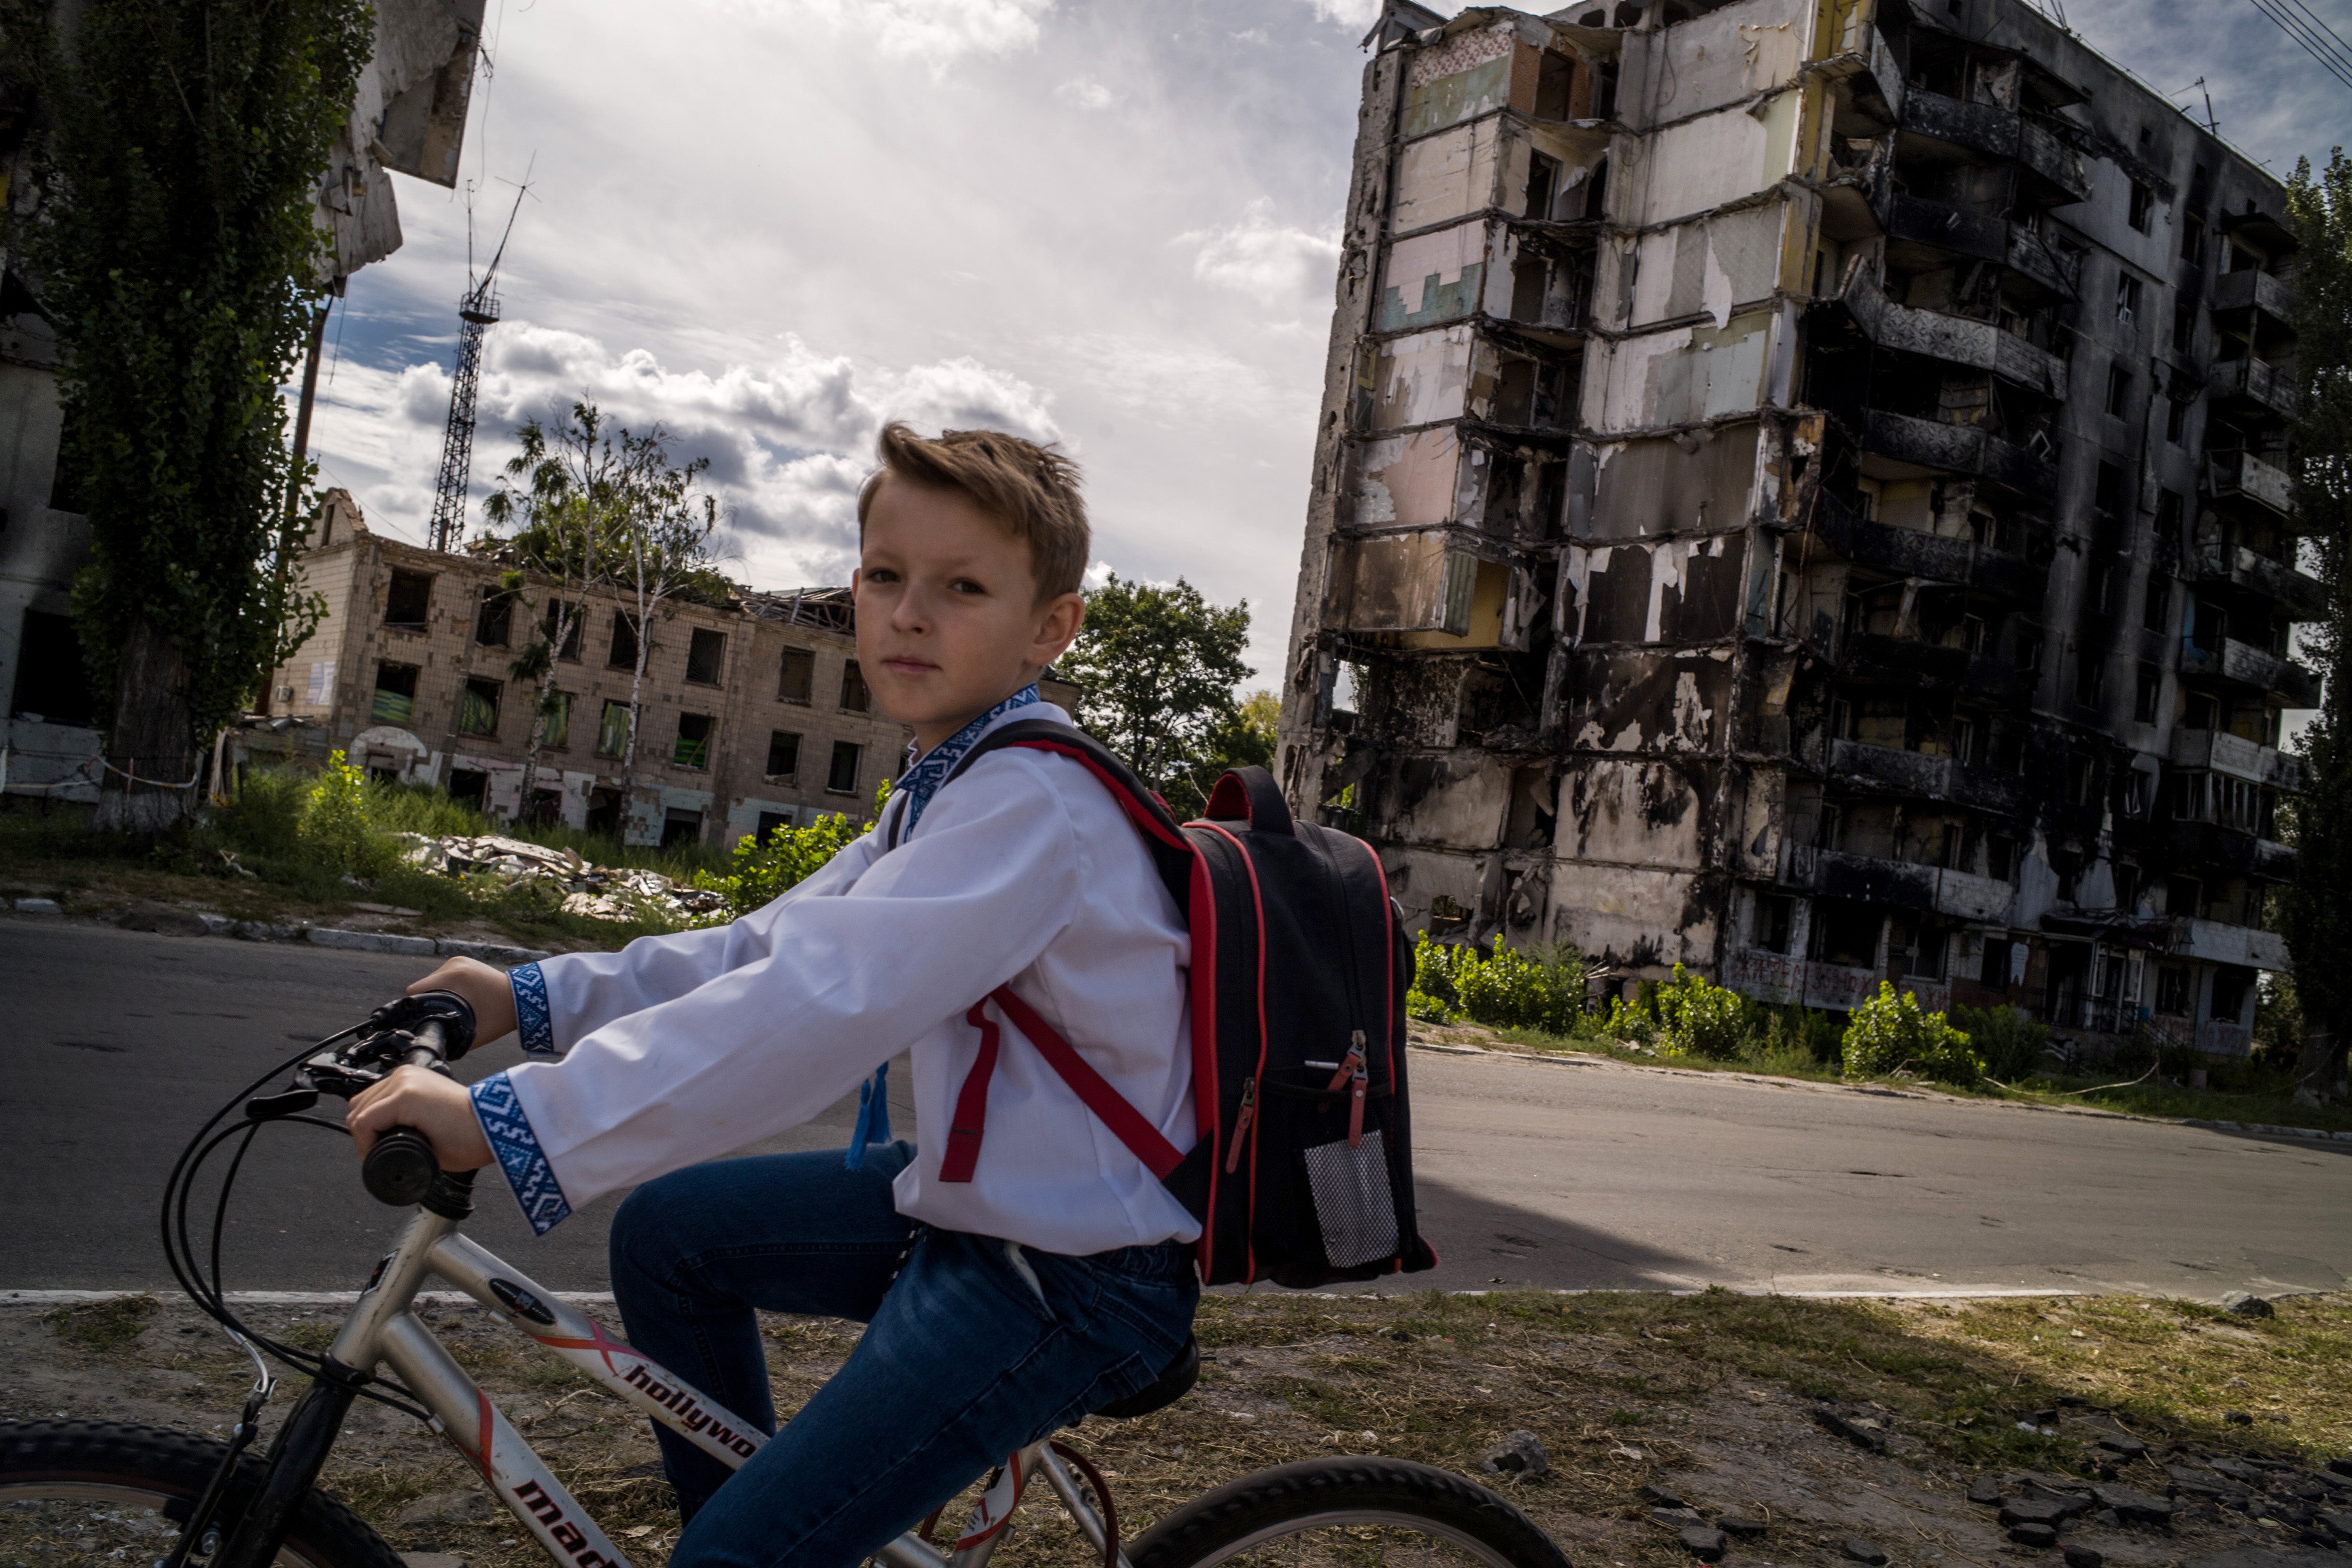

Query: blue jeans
[607,1143,1200,1568]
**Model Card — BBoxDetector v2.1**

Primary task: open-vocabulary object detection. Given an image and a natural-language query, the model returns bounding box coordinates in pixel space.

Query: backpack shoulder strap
[939,718,1198,915]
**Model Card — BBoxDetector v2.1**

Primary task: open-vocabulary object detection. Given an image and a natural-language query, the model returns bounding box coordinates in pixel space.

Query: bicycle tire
[0,1419,408,1568]
[1126,1454,1572,1568]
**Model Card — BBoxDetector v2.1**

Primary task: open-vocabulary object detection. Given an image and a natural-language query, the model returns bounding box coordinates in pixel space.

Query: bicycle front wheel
[0,1420,407,1568]
[1127,1455,1572,1568]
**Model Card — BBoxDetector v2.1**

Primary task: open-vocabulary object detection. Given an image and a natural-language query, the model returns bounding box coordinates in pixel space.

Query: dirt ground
[4,1289,2347,1568]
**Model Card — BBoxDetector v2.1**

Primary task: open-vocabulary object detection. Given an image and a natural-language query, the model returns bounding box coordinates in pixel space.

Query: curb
[2182,1116,2352,1143]
[1409,1040,2352,1140]
[9,901,551,967]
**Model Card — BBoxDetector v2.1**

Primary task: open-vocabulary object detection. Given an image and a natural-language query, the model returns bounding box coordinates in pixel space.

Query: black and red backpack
[918,718,1438,1289]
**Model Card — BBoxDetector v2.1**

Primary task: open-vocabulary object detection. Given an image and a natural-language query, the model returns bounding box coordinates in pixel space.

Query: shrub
[1951,1004,2050,1082]
[1407,933,1462,1023]
[209,767,307,861]
[1648,963,1761,1060]
[297,751,396,877]
[1842,983,1982,1085]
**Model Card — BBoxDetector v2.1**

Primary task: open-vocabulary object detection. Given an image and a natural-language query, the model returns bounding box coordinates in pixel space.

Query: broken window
[2134,661,2161,724]
[2093,461,2127,520]
[2142,572,2169,632]
[1533,51,1574,121]
[1987,834,2018,880]
[10,610,96,726]
[839,660,871,713]
[543,600,584,660]
[541,691,571,750]
[766,730,801,780]
[2127,181,2154,233]
[1753,895,1793,954]
[1979,938,2013,992]
[1523,152,1560,221]
[2211,966,2251,1021]
[2114,863,2141,911]
[2053,849,2082,903]
[673,712,714,770]
[827,739,863,794]
[609,610,640,670]
[778,646,815,703]
[474,586,515,648]
[372,662,418,725]
[1890,919,1946,981]
[2013,628,2043,673]
[459,677,501,737]
[2067,752,2096,804]
[384,570,433,631]
[596,700,632,758]
[2165,395,2190,444]
[686,627,727,685]
[2181,213,2206,266]
[2115,273,2142,328]
[756,810,793,844]
[2173,301,2197,354]
[2105,366,2131,417]
[662,810,703,851]
[2154,965,2193,1016]
[1808,902,1881,969]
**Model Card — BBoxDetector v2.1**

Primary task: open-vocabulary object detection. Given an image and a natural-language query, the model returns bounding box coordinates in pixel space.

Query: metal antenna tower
[426,180,529,554]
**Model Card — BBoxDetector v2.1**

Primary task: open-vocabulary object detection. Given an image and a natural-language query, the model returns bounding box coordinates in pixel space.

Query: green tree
[2279,148,2352,1101]
[1174,687,1279,820]
[1059,574,1253,818]
[1,0,370,830]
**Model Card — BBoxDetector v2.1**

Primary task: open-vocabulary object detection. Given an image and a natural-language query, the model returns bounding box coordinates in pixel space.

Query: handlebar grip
[363,1127,441,1207]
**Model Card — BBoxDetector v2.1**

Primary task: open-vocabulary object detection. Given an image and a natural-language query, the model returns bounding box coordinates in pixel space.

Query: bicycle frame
[247,1203,1126,1568]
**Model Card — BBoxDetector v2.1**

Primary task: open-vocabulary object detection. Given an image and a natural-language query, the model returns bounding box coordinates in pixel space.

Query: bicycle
[0,990,1569,1568]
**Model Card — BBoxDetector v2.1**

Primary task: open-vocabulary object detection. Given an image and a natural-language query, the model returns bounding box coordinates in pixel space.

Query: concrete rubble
[392,832,731,923]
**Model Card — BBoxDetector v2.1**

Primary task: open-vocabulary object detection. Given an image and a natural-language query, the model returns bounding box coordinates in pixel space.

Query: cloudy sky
[307,0,2352,693]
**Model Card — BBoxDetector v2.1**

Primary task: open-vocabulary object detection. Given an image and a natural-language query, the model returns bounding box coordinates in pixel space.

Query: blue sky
[305,0,2352,692]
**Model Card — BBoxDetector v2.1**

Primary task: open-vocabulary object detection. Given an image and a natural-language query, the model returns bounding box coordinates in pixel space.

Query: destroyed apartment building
[240,490,1021,850]
[1277,0,2310,1055]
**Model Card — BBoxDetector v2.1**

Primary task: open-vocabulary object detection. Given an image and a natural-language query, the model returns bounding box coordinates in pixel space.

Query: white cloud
[1295,0,1382,26]
[770,0,1055,68]
[1054,76,1114,110]
[304,324,1060,588]
[1176,198,1343,305]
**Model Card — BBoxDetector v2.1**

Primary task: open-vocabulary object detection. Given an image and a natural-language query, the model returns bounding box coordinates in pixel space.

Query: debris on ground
[393,834,730,924]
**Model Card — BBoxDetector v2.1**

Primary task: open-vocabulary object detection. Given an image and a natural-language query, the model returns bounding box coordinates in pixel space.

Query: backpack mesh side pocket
[1300,1129,1398,1269]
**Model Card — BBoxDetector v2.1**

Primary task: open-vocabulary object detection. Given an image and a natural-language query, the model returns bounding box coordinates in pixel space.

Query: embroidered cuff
[471,1071,572,1236]
[511,962,556,1056]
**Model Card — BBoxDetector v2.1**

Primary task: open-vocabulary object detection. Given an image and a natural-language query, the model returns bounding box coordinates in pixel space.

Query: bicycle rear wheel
[1127,1455,1571,1568]
[0,1420,406,1568]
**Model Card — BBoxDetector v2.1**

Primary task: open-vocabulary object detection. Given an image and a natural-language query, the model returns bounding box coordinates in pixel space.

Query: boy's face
[853,475,1085,752]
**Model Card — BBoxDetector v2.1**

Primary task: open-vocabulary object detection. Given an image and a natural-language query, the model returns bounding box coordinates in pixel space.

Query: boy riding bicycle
[349,424,1201,1568]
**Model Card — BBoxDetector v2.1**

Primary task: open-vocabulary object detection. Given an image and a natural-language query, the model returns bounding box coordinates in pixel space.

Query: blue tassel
[843,1063,891,1170]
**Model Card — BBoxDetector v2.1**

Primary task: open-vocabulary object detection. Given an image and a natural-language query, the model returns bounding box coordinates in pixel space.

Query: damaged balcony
[2209,357,2299,423]
[2177,633,2321,709]
[1894,89,2090,209]
[1841,631,2030,705]
[2171,916,2291,971]
[2168,726,2305,792]
[1780,844,2015,925]
[1827,737,2023,815]
[2163,820,2297,883]
[2204,448,2297,526]
[1840,262,2069,401]
[1874,190,2080,301]
[1327,526,1539,652]
[2188,542,2326,621]
[1855,409,2057,495]
[2209,266,2298,338]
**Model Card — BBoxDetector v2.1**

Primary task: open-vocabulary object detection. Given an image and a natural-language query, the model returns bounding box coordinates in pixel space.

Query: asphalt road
[6,916,2349,1300]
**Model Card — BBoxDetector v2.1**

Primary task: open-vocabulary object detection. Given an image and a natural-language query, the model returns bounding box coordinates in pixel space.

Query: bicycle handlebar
[359,1018,450,1206]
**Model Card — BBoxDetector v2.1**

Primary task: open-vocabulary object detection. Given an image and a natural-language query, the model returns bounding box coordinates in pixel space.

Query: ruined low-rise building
[1279,0,2310,1056]
[244,491,940,849]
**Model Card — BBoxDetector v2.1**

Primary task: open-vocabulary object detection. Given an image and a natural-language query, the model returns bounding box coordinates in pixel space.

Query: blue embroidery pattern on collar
[895,683,1040,835]
[471,1072,572,1236]
[511,963,555,1056]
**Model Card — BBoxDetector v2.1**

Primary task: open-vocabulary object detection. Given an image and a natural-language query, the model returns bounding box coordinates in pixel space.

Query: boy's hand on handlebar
[349,1065,493,1172]
[407,956,519,1045]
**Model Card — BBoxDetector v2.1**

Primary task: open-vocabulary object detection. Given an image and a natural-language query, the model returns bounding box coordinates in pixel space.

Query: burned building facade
[1279,0,2309,1055]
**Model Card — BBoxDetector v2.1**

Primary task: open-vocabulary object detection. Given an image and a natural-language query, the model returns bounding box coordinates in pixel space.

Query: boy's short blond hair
[857,423,1090,602]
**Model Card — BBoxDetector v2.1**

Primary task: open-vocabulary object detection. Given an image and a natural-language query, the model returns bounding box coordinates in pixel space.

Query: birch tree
[479,406,625,816]
[611,432,722,799]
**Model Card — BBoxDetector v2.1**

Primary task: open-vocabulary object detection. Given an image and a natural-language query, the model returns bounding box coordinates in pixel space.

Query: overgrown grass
[43,1293,159,1354]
